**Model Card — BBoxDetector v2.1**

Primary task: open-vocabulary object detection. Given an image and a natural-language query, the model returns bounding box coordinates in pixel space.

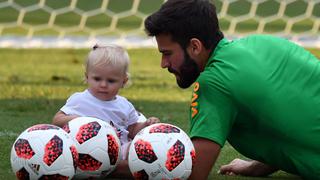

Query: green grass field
[2,47,318,179]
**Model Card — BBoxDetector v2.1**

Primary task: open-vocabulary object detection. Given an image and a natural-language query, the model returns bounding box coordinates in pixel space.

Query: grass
[2,47,319,179]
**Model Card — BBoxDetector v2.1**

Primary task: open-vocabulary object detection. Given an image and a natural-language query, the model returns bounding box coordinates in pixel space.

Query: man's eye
[163,52,171,56]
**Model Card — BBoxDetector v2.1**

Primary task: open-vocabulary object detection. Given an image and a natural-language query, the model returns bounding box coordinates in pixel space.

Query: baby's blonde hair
[85,44,130,76]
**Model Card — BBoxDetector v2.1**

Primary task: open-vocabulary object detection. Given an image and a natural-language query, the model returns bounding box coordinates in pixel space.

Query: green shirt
[189,35,320,178]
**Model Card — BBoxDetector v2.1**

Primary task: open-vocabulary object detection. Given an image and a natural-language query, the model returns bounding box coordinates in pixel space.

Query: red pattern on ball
[76,121,101,144]
[133,169,149,180]
[149,124,180,134]
[78,153,102,171]
[16,167,29,180]
[107,134,119,165]
[43,135,63,166]
[28,124,59,132]
[39,174,69,180]
[70,145,79,170]
[190,149,196,166]
[14,139,35,160]
[165,140,185,171]
[62,124,70,133]
[134,139,158,163]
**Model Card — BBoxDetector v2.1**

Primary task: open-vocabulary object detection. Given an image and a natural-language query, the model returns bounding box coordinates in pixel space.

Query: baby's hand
[145,117,160,126]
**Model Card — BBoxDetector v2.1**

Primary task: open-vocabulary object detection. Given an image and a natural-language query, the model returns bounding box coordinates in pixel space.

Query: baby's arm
[52,110,79,127]
[127,117,160,139]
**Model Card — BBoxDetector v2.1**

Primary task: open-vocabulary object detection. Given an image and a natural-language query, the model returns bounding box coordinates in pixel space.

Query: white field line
[0,35,319,48]
[0,36,157,49]
[0,130,19,137]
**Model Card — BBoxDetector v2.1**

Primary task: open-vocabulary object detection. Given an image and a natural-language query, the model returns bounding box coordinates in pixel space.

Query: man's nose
[161,57,169,68]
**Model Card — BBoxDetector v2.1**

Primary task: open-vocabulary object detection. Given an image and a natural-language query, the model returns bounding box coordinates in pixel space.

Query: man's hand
[219,158,277,177]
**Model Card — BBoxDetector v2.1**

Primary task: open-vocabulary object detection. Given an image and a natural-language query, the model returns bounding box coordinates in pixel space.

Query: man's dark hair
[144,0,223,50]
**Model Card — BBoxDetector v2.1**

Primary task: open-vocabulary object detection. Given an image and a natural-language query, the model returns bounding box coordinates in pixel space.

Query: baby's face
[86,64,127,101]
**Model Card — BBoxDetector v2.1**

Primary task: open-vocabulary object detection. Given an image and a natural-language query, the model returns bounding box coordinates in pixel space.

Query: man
[144,0,320,179]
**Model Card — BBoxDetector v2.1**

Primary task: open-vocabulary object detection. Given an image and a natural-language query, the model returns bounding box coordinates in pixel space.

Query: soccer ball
[10,124,78,180]
[62,117,121,179]
[128,123,196,180]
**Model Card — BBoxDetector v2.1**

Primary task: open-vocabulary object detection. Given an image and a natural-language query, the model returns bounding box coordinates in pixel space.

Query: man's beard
[171,50,200,89]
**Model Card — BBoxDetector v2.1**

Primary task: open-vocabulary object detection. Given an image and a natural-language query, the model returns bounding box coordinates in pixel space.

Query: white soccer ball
[10,124,78,180]
[128,123,196,180]
[62,117,121,179]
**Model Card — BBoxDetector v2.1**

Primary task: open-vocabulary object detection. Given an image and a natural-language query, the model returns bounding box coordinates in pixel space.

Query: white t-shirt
[60,89,139,145]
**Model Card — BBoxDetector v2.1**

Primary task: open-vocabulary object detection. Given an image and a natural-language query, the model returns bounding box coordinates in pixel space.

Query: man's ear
[188,38,203,56]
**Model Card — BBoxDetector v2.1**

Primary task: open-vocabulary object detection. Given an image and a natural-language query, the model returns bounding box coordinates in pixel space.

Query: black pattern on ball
[134,139,158,163]
[166,140,185,171]
[43,135,63,166]
[149,124,180,134]
[28,124,59,132]
[14,139,35,160]
[133,169,149,180]
[78,153,102,171]
[16,167,29,180]
[76,121,101,144]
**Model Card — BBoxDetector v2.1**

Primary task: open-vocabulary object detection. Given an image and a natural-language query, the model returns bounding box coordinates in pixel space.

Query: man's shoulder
[211,34,289,63]
[227,34,287,49]
[241,34,281,41]
[240,34,294,48]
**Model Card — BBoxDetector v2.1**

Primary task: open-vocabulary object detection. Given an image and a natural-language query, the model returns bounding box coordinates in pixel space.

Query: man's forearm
[249,160,278,176]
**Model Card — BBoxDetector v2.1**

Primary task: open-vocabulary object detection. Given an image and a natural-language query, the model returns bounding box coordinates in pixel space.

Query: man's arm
[219,158,278,176]
[189,137,221,180]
